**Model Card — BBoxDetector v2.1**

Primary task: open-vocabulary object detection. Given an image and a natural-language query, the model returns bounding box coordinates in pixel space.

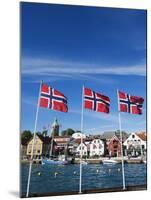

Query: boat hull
[42,159,68,165]
[102,159,120,164]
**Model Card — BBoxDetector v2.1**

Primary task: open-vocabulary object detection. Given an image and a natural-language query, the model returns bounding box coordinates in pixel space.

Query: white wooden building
[123,132,147,156]
[89,139,104,157]
[76,142,88,157]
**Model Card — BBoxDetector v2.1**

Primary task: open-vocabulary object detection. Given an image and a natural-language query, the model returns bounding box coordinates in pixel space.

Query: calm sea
[21,163,147,195]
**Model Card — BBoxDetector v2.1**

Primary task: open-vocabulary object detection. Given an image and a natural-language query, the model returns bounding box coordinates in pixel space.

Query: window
[142,145,145,149]
[132,135,135,138]
[113,140,118,144]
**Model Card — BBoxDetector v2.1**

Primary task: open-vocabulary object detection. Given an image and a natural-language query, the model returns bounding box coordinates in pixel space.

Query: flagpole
[117,89,126,190]
[26,81,42,197]
[79,85,84,194]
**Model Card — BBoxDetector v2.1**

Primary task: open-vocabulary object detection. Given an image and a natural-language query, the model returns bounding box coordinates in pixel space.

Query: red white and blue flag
[40,84,68,112]
[118,91,144,115]
[84,87,110,113]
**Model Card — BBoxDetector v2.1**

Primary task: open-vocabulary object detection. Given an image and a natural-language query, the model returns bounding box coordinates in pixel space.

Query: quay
[21,157,145,164]
[74,157,144,164]
[21,184,147,198]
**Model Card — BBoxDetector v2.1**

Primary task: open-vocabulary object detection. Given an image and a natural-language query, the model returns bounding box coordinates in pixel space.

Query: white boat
[143,160,147,164]
[42,158,68,165]
[102,159,120,164]
[80,160,88,165]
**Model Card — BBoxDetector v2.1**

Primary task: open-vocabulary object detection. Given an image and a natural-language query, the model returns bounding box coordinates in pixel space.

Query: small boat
[80,160,88,165]
[102,159,120,165]
[42,158,68,165]
[143,160,147,164]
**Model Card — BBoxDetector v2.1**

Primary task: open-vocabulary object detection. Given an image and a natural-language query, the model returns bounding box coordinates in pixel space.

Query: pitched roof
[28,134,57,145]
[37,135,52,144]
[101,131,116,139]
[136,132,147,141]
[73,138,87,145]
[108,134,121,144]
[101,131,128,142]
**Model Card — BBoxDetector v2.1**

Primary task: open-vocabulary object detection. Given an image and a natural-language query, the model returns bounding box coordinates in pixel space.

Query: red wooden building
[107,135,122,157]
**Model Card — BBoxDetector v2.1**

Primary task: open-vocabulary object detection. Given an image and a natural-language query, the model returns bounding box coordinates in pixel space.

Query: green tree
[65,128,75,136]
[36,131,42,135]
[21,130,32,142]
[61,128,75,136]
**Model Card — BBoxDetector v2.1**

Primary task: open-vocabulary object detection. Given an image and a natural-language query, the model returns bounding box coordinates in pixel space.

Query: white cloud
[70,109,118,123]
[22,57,146,76]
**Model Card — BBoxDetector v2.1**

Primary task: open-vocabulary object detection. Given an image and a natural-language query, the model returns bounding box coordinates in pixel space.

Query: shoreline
[21,157,146,164]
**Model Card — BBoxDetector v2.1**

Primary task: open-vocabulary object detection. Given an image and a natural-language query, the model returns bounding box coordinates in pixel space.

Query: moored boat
[80,160,88,165]
[42,158,68,165]
[102,159,120,164]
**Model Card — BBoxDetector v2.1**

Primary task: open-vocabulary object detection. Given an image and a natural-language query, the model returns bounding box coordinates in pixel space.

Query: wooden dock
[21,184,147,198]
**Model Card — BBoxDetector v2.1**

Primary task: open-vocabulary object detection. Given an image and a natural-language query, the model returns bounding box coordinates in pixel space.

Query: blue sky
[21,2,147,135]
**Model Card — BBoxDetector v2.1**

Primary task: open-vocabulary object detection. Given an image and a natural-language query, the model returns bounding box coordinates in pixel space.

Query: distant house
[53,136,70,154]
[21,139,30,159]
[76,142,88,157]
[107,135,122,157]
[26,135,56,159]
[123,132,147,157]
[89,139,105,157]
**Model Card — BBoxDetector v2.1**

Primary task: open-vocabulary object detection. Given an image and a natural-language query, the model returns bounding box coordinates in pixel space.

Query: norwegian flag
[118,91,144,115]
[84,87,110,113]
[40,84,68,112]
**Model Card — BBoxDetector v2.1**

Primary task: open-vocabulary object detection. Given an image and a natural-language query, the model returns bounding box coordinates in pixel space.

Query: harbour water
[21,163,147,196]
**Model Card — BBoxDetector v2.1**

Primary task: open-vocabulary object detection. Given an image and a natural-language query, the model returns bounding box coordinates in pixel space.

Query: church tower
[51,118,60,137]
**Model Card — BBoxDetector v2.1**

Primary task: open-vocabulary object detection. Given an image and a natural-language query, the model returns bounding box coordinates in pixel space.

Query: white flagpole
[26,81,42,197]
[79,85,84,194]
[117,89,126,190]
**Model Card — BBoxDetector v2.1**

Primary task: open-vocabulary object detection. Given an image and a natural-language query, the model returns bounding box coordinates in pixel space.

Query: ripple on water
[21,163,147,194]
